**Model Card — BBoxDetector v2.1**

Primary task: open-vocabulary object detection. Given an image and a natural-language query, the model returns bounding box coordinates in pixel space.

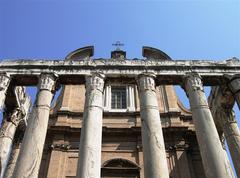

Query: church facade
[0,46,239,178]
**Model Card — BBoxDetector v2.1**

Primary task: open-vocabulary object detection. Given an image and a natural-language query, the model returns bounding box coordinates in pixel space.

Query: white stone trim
[103,84,135,112]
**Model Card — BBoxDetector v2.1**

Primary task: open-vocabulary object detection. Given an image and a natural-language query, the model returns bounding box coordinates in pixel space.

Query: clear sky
[0,0,240,177]
[0,0,239,59]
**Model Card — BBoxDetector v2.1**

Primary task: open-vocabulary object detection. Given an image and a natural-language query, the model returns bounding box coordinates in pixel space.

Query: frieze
[0,59,240,86]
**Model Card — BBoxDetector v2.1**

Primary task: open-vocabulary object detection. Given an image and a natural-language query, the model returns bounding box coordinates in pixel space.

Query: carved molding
[0,59,240,86]
[137,73,156,92]
[50,143,71,151]
[85,73,105,92]
[38,73,58,92]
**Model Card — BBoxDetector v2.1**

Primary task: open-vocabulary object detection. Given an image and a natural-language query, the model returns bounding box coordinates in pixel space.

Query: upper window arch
[101,158,140,178]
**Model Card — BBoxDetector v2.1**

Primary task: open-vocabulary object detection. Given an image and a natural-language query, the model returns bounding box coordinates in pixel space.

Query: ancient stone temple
[0,46,239,178]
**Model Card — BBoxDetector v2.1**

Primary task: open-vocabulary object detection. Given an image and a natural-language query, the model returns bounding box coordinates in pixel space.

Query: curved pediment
[142,46,172,60]
[65,46,94,60]
[102,158,140,169]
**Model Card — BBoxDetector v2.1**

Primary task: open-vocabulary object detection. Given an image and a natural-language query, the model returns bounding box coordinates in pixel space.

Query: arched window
[101,158,140,178]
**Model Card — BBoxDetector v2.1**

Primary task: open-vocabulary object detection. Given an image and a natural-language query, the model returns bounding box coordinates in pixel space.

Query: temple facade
[0,46,239,178]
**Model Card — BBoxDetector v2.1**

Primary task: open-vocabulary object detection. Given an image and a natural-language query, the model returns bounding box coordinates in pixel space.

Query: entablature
[0,58,239,86]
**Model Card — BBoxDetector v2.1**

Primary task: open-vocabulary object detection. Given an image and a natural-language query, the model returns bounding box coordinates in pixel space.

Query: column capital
[219,86,235,109]
[38,73,58,92]
[85,72,105,92]
[224,74,240,95]
[184,72,203,94]
[9,108,25,126]
[137,73,156,92]
[0,73,10,92]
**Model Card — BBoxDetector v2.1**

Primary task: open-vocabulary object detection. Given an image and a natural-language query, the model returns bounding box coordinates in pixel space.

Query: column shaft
[12,73,57,178]
[4,131,23,178]
[0,108,24,178]
[76,73,105,178]
[0,120,16,178]
[221,110,240,176]
[0,74,10,110]
[137,73,169,178]
[184,73,234,178]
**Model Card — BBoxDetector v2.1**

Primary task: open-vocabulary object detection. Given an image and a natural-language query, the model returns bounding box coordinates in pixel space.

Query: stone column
[219,109,240,176]
[137,73,169,178]
[210,85,240,177]
[226,74,240,109]
[4,131,24,178]
[0,74,10,110]
[12,73,58,178]
[76,73,105,178]
[184,73,234,178]
[0,108,24,178]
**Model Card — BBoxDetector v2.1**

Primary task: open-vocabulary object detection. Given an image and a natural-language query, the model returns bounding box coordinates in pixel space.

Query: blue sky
[1,0,239,59]
[0,0,240,177]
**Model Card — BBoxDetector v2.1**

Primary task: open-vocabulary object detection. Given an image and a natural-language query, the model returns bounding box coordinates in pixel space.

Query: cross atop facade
[112,41,124,51]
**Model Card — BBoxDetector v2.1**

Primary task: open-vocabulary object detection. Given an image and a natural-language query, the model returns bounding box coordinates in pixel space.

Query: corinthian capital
[184,72,203,94]
[38,73,58,92]
[0,73,10,92]
[137,73,156,92]
[9,108,25,126]
[85,73,105,92]
[225,74,240,94]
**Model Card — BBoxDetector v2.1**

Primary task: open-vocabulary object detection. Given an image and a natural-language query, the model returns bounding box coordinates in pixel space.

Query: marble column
[0,108,24,178]
[137,73,169,178]
[210,85,240,177]
[76,73,105,178]
[0,74,10,110]
[4,131,24,178]
[12,73,58,178]
[219,109,240,176]
[184,73,234,178]
[226,74,240,109]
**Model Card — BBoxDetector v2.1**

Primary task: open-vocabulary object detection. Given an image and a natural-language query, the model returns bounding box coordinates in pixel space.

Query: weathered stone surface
[225,74,240,110]
[0,85,31,178]
[1,52,239,177]
[137,73,169,178]
[76,73,105,178]
[0,119,17,178]
[184,73,234,178]
[12,73,57,178]
[0,58,240,85]
[209,86,240,177]
[4,132,23,178]
[0,74,10,110]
